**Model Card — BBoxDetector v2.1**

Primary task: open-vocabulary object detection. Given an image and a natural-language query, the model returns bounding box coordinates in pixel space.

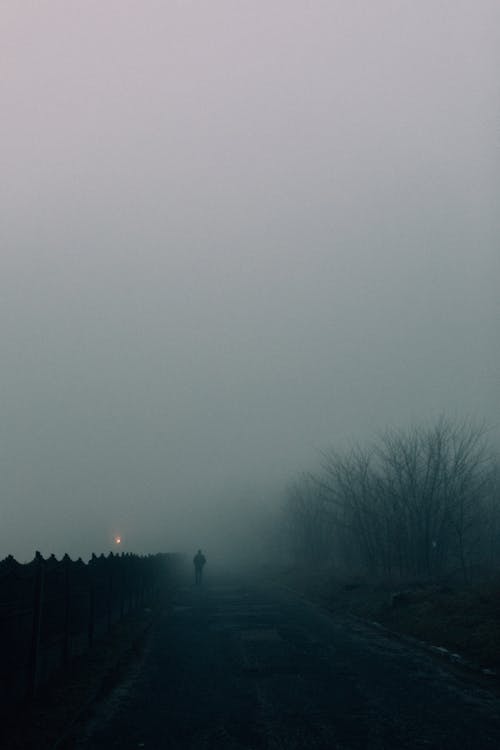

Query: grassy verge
[274,566,500,671]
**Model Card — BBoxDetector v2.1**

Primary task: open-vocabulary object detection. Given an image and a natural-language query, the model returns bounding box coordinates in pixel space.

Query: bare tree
[284,417,498,582]
[319,446,386,574]
[371,418,494,580]
[283,474,334,568]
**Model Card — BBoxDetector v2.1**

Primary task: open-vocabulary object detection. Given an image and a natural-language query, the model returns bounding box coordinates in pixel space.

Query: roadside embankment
[271,566,500,673]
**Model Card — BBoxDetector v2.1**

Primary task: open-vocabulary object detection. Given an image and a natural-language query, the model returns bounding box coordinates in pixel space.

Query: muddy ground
[65,576,500,748]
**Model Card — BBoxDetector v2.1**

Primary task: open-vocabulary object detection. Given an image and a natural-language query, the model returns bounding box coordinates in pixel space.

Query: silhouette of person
[193,549,206,585]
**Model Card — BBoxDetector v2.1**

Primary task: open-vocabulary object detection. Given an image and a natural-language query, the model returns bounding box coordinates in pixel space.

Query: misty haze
[1,2,499,748]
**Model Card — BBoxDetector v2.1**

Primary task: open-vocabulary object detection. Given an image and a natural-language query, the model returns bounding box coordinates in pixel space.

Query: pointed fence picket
[0,551,181,706]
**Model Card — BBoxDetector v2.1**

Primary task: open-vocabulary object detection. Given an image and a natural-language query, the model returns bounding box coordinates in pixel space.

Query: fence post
[120,556,125,620]
[27,551,44,699]
[62,554,71,670]
[88,555,96,648]
[106,554,114,632]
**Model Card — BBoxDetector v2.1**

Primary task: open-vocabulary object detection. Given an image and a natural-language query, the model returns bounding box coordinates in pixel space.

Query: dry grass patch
[276,566,500,670]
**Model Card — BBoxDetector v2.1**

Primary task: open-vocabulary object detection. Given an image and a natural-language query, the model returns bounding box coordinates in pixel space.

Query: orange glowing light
[115,536,122,545]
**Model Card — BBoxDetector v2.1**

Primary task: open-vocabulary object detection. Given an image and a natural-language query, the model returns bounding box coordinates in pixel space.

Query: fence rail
[0,550,182,706]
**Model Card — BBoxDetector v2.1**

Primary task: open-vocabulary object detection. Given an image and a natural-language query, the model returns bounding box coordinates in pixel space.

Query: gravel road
[75,576,500,749]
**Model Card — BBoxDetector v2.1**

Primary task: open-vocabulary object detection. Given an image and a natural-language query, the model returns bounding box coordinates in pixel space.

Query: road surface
[76,576,500,749]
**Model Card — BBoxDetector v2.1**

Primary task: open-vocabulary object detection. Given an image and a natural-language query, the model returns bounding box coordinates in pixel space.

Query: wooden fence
[0,550,181,705]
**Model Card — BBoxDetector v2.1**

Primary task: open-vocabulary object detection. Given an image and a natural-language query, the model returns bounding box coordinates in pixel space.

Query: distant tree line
[284,418,500,581]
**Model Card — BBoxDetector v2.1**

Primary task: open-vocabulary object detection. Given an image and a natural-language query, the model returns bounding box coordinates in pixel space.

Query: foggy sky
[1,1,499,561]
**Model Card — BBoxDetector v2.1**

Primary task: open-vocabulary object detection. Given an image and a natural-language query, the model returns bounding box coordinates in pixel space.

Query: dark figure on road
[193,549,206,585]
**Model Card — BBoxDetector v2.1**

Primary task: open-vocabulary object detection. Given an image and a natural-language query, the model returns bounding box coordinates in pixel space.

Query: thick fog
[1,1,498,562]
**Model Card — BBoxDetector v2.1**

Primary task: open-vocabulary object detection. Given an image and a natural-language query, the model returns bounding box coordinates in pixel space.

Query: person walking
[193,549,206,585]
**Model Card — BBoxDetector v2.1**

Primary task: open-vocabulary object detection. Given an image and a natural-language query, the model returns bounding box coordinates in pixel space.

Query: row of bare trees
[284,418,500,581]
